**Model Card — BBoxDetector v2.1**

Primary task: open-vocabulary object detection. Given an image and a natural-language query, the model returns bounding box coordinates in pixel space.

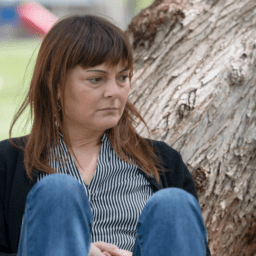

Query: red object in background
[17,1,59,36]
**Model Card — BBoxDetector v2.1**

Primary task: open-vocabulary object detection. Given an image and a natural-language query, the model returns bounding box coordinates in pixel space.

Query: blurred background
[0,0,154,141]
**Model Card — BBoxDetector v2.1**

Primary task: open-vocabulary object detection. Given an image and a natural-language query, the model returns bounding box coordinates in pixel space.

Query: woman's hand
[102,248,133,256]
[89,242,124,256]
[117,249,133,256]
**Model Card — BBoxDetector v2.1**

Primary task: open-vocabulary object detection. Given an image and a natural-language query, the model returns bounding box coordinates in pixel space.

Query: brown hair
[9,14,167,183]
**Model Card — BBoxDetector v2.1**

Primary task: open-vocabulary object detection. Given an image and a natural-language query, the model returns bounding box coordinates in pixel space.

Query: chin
[102,119,120,130]
[93,115,122,131]
[105,122,119,130]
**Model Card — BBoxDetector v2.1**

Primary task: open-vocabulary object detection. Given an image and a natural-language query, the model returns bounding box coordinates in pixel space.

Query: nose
[103,79,121,98]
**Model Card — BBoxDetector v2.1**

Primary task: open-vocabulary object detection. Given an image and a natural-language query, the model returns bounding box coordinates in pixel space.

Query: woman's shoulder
[144,137,182,159]
[0,135,29,183]
[143,138,187,172]
[0,135,29,159]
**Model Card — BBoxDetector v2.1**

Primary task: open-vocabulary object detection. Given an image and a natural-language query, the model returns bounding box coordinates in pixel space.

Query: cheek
[121,86,130,102]
[65,85,98,112]
[76,85,98,103]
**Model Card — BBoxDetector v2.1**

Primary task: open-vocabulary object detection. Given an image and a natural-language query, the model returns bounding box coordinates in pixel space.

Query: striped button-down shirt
[36,132,154,252]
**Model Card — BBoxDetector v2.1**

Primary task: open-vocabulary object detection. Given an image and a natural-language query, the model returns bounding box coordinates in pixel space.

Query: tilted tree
[125,0,256,255]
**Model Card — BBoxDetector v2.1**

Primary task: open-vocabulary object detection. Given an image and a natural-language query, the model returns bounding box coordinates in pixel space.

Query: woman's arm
[0,157,16,256]
[154,141,211,256]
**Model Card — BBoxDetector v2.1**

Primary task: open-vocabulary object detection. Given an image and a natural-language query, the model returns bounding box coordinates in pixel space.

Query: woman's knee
[27,173,85,202]
[147,187,197,210]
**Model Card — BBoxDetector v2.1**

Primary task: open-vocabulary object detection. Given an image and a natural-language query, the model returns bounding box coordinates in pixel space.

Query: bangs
[67,16,133,70]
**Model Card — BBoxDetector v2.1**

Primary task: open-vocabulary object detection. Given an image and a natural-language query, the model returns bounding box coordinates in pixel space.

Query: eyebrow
[86,68,130,74]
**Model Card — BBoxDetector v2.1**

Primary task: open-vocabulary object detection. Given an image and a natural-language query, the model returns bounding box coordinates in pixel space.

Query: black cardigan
[0,135,211,255]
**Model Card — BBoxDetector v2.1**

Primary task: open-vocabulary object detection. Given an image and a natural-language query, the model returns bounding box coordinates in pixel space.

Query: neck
[67,127,105,151]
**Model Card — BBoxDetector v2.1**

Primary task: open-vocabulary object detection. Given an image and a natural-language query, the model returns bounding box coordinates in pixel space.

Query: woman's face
[61,61,131,133]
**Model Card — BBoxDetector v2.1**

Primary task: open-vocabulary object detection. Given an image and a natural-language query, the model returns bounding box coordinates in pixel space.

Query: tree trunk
[125,0,256,255]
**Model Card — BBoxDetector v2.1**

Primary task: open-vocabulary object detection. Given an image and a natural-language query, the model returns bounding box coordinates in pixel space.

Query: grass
[0,38,42,142]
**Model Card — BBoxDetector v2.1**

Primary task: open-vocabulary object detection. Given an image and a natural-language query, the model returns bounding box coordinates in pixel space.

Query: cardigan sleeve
[177,151,212,256]
[153,140,199,200]
[0,140,17,256]
[153,140,211,256]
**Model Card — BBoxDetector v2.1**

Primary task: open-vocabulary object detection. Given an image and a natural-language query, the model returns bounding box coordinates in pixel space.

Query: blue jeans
[17,173,208,256]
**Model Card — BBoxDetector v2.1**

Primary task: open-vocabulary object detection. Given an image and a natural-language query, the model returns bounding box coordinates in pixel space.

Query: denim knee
[146,187,197,212]
[26,173,86,203]
[145,188,207,238]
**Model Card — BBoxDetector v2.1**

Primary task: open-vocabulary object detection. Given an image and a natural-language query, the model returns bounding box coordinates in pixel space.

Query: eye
[120,75,129,82]
[88,77,103,84]
[88,76,129,84]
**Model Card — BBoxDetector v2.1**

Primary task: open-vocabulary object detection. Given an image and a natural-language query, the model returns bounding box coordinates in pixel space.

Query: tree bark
[125,0,256,255]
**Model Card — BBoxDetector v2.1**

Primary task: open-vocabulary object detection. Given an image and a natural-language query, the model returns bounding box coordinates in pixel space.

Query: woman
[0,15,211,256]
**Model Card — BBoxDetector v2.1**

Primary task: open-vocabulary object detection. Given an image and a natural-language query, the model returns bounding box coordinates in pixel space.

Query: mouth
[100,108,118,110]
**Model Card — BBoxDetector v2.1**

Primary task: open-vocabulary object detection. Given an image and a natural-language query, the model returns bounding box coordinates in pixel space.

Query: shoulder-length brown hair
[9,14,167,184]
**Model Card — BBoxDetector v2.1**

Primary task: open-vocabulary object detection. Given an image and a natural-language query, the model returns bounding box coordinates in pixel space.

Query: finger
[103,252,112,256]
[94,242,122,256]
[89,243,107,256]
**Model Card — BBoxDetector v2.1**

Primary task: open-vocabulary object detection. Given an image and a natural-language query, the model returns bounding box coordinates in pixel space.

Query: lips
[100,108,118,110]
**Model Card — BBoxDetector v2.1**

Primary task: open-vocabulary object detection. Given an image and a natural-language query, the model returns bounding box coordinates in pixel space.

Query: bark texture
[125,0,256,255]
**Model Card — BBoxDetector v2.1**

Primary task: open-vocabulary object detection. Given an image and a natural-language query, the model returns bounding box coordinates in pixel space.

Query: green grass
[0,38,42,142]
